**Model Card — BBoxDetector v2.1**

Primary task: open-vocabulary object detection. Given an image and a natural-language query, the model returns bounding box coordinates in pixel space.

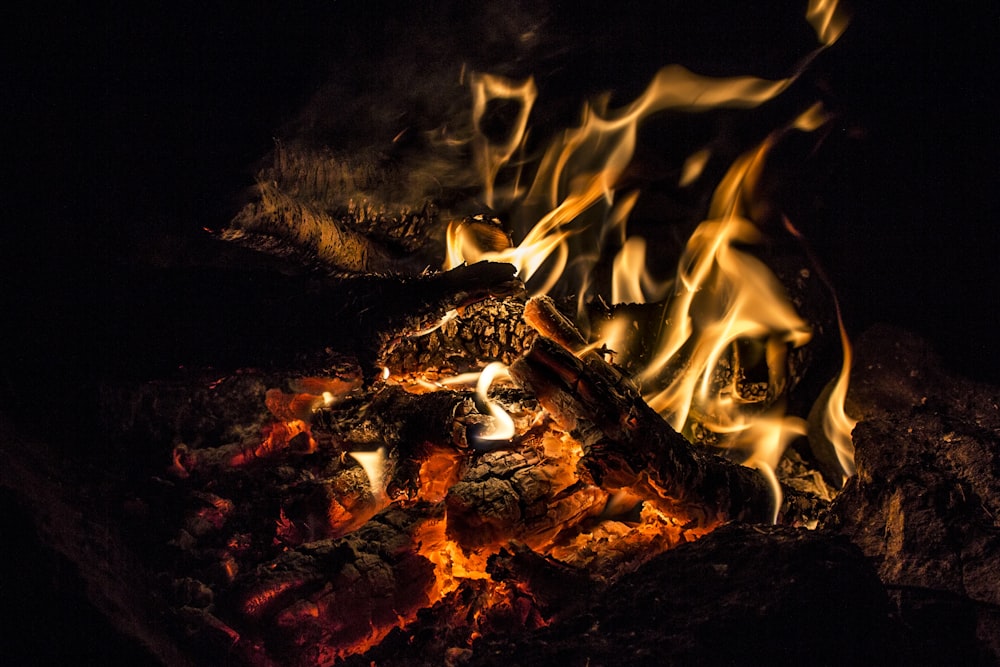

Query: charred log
[467,523,897,667]
[82,253,521,381]
[380,296,536,375]
[444,446,607,550]
[511,335,774,526]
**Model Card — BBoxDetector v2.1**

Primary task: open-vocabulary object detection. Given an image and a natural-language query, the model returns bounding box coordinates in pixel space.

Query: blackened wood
[229,503,443,666]
[510,336,774,526]
[444,447,607,550]
[380,296,535,374]
[467,523,897,667]
[83,256,521,380]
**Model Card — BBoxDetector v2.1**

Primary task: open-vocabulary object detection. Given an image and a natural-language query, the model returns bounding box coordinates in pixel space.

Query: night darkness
[3,1,999,663]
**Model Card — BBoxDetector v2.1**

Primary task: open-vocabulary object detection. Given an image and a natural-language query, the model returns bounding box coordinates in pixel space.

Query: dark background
[2,1,998,663]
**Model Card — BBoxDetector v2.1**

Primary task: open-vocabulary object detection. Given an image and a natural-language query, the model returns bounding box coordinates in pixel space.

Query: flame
[469,73,538,208]
[473,362,516,443]
[447,66,802,299]
[349,447,388,502]
[611,237,671,306]
[824,314,857,479]
[679,148,712,187]
[640,138,811,431]
[806,0,849,46]
[446,59,854,518]
[782,216,857,482]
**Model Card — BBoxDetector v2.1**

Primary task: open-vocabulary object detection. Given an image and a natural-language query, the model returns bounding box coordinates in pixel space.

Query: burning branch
[511,335,774,528]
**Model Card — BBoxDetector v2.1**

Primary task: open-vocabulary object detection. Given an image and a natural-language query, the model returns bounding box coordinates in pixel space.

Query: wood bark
[380,295,536,375]
[510,335,774,526]
[444,447,607,550]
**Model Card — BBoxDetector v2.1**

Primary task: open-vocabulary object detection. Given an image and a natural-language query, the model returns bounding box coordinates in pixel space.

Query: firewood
[232,503,444,664]
[315,384,480,502]
[445,446,607,550]
[510,336,774,527]
[380,295,536,375]
[340,261,524,378]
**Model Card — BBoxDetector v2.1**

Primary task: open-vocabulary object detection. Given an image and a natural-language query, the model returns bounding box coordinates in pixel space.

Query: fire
[472,362,516,443]
[349,447,389,503]
[468,72,538,209]
[823,315,857,479]
[442,0,856,514]
[167,5,863,664]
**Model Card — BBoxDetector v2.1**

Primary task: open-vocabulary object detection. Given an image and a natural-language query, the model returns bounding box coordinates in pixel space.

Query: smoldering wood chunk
[380,296,536,374]
[315,384,479,502]
[826,324,1000,663]
[486,543,597,616]
[445,447,607,550]
[354,261,525,372]
[318,384,476,451]
[468,523,897,667]
[98,371,273,469]
[231,503,442,665]
[99,360,362,466]
[510,336,774,526]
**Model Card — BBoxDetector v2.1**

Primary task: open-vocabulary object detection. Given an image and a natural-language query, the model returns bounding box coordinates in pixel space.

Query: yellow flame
[469,73,538,208]
[448,66,799,298]
[824,305,857,479]
[441,1,856,518]
[782,215,857,483]
[349,447,388,501]
[612,238,661,305]
[806,0,849,46]
[679,148,711,187]
[473,362,516,442]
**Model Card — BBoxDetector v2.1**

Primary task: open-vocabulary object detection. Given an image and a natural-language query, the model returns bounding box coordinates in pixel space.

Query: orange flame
[806,0,849,46]
[447,66,801,298]
[442,2,855,522]
[469,73,538,208]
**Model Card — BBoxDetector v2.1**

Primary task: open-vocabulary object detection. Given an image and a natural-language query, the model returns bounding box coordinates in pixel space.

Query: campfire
[3,1,999,665]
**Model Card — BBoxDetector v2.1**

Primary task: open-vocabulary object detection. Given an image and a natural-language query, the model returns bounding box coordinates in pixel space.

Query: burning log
[380,295,536,375]
[230,503,444,666]
[511,335,774,527]
[445,446,607,550]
